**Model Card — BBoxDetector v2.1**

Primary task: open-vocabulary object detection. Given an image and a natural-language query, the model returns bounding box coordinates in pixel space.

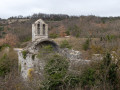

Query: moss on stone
[32,54,35,60]
[28,68,34,80]
[22,50,28,59]
[19,64,21,71]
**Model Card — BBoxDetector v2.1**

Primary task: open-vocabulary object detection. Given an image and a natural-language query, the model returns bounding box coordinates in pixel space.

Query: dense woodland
[0,13,120,90]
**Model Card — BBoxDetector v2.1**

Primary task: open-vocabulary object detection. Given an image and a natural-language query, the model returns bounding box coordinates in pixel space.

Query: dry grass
[53,36,99,50]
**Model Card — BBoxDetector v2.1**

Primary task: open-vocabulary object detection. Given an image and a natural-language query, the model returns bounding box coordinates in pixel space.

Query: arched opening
[43,24,45,35]
[35,40,59,52]
[37,23,40,34]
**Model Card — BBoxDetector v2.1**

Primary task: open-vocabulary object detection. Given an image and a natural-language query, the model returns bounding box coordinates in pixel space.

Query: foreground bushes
[0,46,119,90]
[80,53,120,90]
[37,45,80,90]
[40,54,80,90]
[0,49,18,77]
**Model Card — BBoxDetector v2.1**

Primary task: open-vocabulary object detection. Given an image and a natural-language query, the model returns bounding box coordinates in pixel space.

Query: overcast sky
[0,0,120,19]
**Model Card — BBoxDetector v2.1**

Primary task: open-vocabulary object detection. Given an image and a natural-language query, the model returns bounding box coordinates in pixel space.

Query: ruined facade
[15,19,89,80]
[15,19,60,79]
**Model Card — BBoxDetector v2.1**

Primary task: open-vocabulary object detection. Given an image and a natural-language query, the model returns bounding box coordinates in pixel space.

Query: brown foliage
[0,34,18,47]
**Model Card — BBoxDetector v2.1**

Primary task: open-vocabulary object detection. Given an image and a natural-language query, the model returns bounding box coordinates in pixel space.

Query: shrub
[2,32,6,35]
[0,49,18,77]
[82,38,90,51]
[60,40,72,49]
[0,54,10,77]
[0,26,4,31]
[43,45,54,52]
[42,54,68,90]
[65,30,70,36]
[64,75,80,88]
[22,37,31,42]
[41,54,81,90]
[80,68,96,88]
[79,53,119,89]
[49,33,58,39]
[76,33,80,38]
[90,45,104,54]
[106,35,116,41]
[101,53,119,89]
[45,54,68,80]
[0,44,10,51]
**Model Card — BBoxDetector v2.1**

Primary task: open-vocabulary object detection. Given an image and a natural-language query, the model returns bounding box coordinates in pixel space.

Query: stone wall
[17,48,88,80]
[18,50,45,80]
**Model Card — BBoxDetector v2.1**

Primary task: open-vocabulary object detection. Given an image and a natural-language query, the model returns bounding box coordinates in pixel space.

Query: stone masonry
[32,19,48,41]
[15,19,89,80]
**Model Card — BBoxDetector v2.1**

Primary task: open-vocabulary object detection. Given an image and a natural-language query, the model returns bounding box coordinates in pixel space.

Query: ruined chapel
[16,19,88,80]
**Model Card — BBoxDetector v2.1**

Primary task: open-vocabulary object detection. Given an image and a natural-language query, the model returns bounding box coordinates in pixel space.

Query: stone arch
[34,39,59,52]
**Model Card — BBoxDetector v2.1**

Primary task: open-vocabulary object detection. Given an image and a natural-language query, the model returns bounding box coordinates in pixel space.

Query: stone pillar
[45,24,48,37]
[32,24,35,41]
[40,23,43,36]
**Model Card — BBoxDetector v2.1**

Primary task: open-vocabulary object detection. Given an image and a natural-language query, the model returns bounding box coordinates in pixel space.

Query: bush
[49,33,58,39]
[90,45,104,54]
[82,39,90,51]
[45,54,68,80]
[65,30,70,36]
[0,49,18,77]
[60,40,72,49]
[64,75,80,88]
[42,54,68,90]
[106,35,116,41]
[0,44,10,51]
[0,26,4,31]
[0,54,10,76]
[22,37,31,42]
[101,53,119,89]
[76,33,80,38]
[80,53,119,89]
[80,68,96,88]
[41,54,80,90]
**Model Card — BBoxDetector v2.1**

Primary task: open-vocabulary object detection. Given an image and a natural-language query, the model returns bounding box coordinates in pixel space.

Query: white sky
[0,0,120,19]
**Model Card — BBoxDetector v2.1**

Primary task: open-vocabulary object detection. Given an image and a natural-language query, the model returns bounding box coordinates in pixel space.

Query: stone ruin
[15,19,90,80]
[32,19,48,41]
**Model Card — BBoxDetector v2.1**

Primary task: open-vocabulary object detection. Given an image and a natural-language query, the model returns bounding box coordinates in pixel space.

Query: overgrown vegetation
[0,49,18,77]
[0,26,4,31]
[42,54,68,90]
[82,38,90,51]
[22,50,28,59]
[41,54,80,90]
[79,53,120,90]
[0,14,120,89]
[0,44,10,51]
[60,40,72,49]
[49,33,58,39]
[37,45,54,58]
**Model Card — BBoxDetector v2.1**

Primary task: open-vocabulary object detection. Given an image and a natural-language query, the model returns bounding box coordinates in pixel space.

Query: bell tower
[32,19,48,41]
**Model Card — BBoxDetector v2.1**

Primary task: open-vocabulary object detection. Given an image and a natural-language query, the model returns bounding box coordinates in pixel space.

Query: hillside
[1,15,120,41]
[0,14,120,90]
